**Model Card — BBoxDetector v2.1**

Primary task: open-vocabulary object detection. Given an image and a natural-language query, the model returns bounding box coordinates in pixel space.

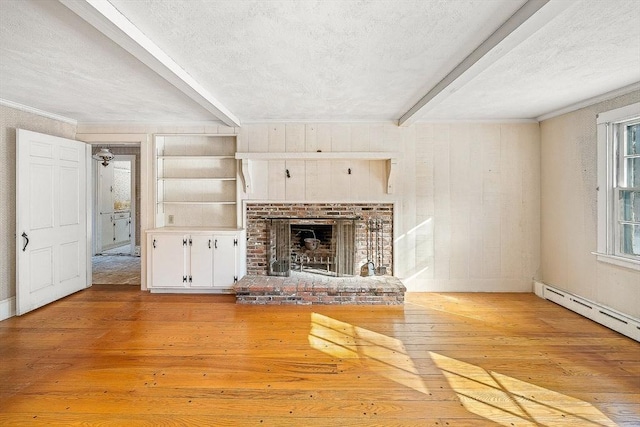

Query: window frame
[596,102,640,271]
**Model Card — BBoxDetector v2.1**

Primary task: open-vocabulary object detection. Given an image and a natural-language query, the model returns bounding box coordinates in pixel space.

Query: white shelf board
[159,201,237,205]
[235,151,400,160]
[158,177,236,181]
[235,151,400,194]
[158,155,235,159]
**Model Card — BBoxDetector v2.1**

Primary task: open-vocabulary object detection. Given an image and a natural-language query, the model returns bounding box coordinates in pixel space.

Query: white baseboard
[534,281,640,342]
[0,296,16,321]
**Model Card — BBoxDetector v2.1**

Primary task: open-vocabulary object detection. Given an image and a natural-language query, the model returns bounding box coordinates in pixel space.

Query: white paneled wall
[239,122,541,292]
[75,120,540,292]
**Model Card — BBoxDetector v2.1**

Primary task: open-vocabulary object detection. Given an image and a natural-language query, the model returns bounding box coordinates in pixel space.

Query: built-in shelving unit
[155,134,238,228]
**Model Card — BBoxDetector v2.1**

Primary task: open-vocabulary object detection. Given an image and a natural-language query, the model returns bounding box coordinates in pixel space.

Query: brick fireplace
[244,203,394,276]
[238,202,403,305]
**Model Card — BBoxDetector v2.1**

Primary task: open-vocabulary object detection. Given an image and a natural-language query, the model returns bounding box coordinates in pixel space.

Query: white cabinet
[100,211,130,250]
[149,233,186,288]
[212,234,238,288]
[147,229,245,292]
[114,212,131,246]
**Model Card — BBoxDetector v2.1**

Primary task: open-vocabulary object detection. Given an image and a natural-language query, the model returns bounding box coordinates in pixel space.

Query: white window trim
[595,102,640,271]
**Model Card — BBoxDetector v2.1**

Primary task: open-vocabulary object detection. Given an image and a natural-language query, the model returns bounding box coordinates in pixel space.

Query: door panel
[17,129,90,315]
[114,217,130,246]
[59,241,80,282]
[190,235,213,287]
[30,247,53,292]
[29,163,54,230]
[213,235,237,287]
[59,166,80,226]
[100,213,114,249]
[150,234,187,288]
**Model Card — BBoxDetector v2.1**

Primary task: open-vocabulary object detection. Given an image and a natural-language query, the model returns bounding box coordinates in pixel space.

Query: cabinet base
[149,288,235,294]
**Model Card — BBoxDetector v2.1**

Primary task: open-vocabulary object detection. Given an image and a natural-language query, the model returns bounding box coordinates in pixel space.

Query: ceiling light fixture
[92,147,115,166]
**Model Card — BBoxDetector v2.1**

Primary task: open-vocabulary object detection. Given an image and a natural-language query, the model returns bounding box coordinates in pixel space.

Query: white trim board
[534,281,640,342]
[0,98,77,125]
[0,296,16,321]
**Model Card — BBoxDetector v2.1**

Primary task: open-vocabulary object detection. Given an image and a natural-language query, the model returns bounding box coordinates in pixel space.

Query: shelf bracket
[386,158,398,194]
[240,158,252,193]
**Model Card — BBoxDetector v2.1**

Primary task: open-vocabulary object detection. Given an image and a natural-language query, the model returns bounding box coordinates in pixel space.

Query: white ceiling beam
[59,0,241,127]
[398,0,572,126]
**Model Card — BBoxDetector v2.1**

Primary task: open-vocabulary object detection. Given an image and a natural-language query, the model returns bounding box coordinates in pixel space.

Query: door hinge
[234,239,238,246]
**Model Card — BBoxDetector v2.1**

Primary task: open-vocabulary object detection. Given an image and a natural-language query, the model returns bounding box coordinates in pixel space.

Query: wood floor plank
[1,286,638,425]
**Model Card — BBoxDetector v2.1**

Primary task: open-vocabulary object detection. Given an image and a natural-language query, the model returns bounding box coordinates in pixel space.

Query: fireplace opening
[291,224,334,275]
[269,219,356,277]
[245,203,394,277]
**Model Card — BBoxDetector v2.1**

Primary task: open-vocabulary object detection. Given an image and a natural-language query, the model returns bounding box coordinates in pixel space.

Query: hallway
[92,254,140,285]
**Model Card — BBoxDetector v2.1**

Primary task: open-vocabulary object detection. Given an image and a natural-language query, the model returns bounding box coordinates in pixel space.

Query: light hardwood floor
[1,286,638,426]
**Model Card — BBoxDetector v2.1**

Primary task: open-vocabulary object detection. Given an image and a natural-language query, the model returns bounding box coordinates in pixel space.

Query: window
[596,102,640,270]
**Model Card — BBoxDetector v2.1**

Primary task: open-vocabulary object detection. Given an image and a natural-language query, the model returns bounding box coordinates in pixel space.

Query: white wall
[79,121,541,293]
[540,91,640,318]
[0,105,76,304]
[238,122,541,292]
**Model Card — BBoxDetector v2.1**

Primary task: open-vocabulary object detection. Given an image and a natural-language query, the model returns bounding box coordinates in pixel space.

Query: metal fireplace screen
[269,219,355,277]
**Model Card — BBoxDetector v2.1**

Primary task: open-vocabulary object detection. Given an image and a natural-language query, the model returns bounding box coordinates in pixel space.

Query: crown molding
[536,82,640,122]
[0,99,77,125]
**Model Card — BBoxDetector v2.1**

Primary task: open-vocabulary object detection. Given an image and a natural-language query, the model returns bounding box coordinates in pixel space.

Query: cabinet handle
[183,276,187,283]
[153,239,156,249]
[214,239,218,249]
[208,239,211,249]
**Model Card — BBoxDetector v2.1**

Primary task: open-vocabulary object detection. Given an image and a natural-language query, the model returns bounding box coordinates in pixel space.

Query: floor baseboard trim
[534,281,639,342]
[0,296,16,321]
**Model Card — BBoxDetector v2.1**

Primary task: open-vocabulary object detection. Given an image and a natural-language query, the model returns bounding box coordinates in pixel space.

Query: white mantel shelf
[235,152,401,194]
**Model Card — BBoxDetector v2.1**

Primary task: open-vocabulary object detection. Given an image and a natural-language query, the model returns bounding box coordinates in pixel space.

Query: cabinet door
[213,235,237,287]
[150,234,187,288]
[114,217,130,245]
[100,213,114,250]
[190,235,213,287]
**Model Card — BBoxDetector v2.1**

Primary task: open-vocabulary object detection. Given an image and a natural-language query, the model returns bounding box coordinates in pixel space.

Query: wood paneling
[1,287,638,426]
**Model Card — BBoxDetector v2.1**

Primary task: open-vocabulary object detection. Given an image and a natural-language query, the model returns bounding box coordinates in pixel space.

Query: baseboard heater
[534,281,640,342]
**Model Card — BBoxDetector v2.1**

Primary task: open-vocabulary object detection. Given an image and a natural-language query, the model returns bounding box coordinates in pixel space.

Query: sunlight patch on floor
[429,352,617,426]
[308,313,429,394]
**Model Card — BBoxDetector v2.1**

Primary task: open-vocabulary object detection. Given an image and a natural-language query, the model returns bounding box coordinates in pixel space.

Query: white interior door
[16,129,91,315]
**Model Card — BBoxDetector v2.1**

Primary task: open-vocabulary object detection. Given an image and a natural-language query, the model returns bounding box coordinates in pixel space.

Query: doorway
[91,145,141,285]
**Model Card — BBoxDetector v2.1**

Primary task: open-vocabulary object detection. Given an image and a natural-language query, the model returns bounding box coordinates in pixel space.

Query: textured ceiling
[0,0,638,124]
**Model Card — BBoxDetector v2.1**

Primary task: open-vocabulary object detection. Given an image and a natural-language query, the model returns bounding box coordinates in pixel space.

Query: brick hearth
[234,272,406,305]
